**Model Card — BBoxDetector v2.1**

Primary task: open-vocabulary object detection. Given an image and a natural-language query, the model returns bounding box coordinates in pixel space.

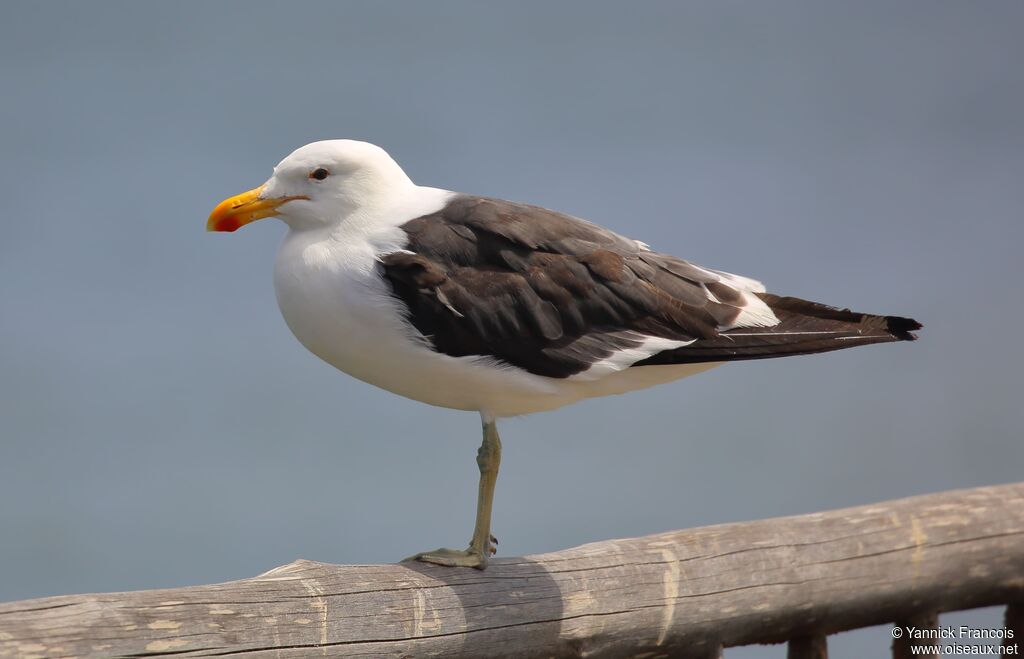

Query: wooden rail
[1,483,1022,658]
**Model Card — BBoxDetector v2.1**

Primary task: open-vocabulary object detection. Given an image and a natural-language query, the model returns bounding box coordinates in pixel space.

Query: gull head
[207,140,414,232]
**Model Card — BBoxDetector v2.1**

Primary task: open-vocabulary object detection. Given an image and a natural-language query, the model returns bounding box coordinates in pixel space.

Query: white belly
[273,229,719,418]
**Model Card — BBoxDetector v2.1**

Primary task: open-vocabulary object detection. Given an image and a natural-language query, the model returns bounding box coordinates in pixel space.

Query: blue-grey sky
[1,2,1021,656]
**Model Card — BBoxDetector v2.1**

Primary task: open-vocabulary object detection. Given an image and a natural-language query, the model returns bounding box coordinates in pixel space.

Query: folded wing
[379,196,920,379]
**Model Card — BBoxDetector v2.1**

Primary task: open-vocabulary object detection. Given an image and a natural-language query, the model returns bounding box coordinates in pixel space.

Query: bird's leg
[404,417,501,569]
[470,418,502,558]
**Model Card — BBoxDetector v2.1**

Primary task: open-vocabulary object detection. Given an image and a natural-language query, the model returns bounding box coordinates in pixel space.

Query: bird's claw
[402,532,498,569]
[402,547,488,569]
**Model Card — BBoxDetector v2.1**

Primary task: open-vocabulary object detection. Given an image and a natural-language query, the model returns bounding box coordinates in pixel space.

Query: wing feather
[379,196,919,379]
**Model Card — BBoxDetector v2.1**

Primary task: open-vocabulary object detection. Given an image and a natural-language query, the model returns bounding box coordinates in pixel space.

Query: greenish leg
[404,417,501,569]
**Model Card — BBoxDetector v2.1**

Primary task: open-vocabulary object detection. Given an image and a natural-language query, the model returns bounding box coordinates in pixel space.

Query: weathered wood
[893,611,938,659]
[788,633,828,659]
[1,483,1022,658]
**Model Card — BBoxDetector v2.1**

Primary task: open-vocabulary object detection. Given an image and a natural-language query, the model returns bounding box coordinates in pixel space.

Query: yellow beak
[207,185,306,232]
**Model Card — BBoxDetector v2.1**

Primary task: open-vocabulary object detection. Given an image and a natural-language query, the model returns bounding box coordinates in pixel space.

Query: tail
[635,294,922,365]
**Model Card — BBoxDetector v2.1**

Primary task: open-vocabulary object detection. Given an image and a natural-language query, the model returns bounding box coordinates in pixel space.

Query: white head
[207,140,415,233]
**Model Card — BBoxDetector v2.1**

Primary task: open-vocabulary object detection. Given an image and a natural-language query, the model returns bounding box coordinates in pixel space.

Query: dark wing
[635,295,922,366]
[379,196,920,379]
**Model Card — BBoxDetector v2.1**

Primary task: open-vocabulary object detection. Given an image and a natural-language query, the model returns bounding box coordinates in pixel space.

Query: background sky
[1,2,1021,657]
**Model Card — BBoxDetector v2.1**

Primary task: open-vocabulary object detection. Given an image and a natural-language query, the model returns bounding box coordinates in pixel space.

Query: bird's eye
[310,168,330,181]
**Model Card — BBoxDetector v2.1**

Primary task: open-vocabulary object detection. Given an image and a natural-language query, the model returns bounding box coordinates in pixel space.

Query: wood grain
[2,483,1022,658]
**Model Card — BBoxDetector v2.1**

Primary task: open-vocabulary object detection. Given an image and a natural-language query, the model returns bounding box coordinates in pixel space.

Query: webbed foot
[403,546,487,569]
[403,534,497,569]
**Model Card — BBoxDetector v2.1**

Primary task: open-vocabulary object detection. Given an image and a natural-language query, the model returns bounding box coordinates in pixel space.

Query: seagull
[207,139,921,569]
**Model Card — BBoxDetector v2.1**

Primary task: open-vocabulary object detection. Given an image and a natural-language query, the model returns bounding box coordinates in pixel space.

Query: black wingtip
[757,294,922,342]
[885,315,923,341]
